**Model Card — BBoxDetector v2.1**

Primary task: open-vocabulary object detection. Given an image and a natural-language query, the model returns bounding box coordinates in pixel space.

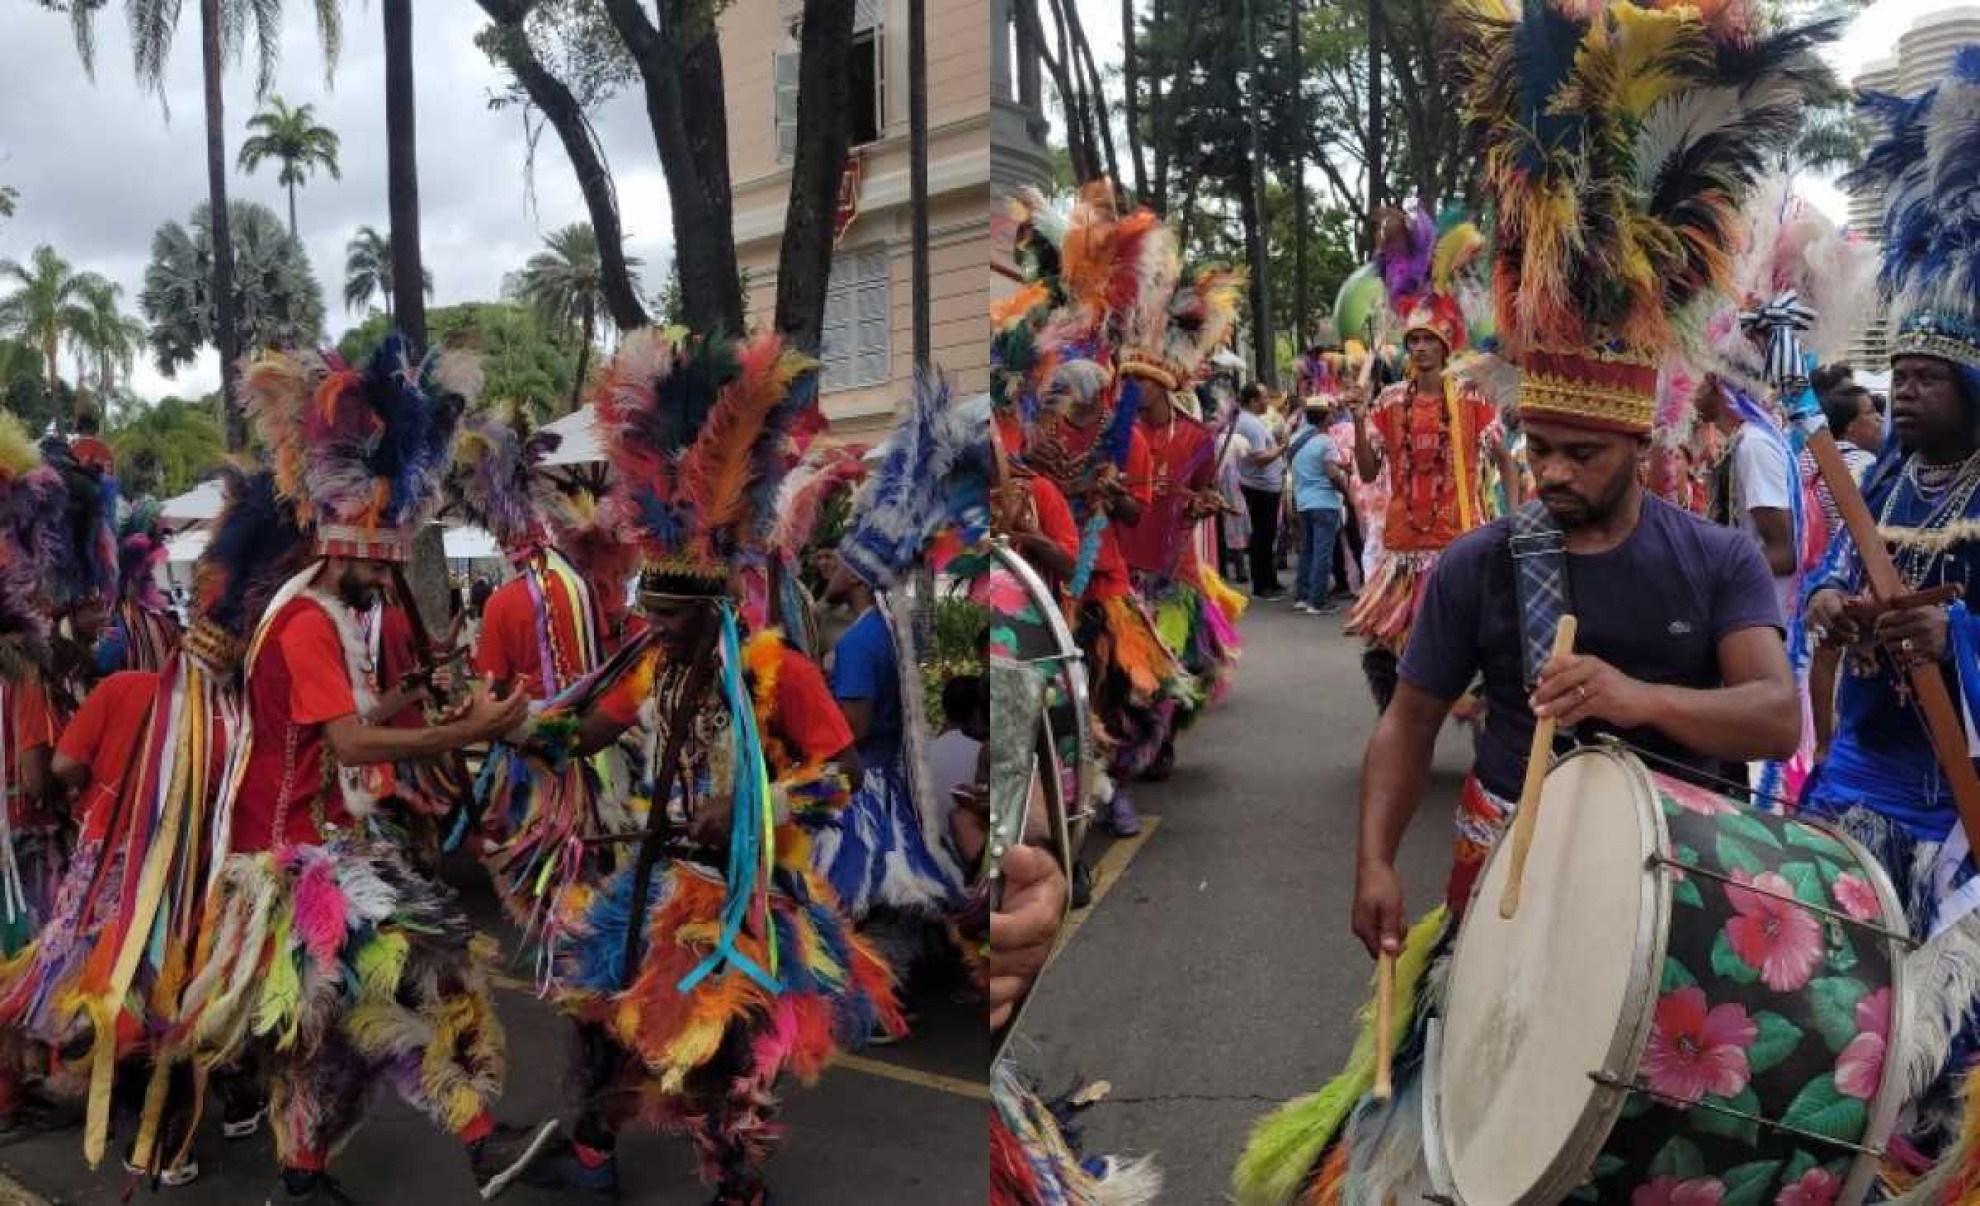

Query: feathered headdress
[1708,174,1878,392]
[770,444,869,558]
[238,332,480,561]
[0,414,51,680]
[1848,45,1980,375]
[1449,0,1837,432]
[838,375,992,592]
[114,500,169,612]
[185,466,311,672]
[1376,205,1437,314]
[594,327,819,597]
[447,407,566,561]
[1120,263,1248,393]
[33,437,119,613]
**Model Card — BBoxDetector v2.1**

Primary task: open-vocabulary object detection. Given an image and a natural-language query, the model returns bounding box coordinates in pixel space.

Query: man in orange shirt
[1344,295,1519,710]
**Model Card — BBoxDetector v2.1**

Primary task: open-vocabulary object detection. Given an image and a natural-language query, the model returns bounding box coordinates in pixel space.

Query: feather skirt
[810,760,966,918]
[992,1059,1163,1206]
[1342,551,1441,655]
[549,846,904,1102]
[1079,595,1198,778]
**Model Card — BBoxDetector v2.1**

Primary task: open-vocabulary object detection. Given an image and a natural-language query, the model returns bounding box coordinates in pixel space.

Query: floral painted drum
[1428,744,1907,1205]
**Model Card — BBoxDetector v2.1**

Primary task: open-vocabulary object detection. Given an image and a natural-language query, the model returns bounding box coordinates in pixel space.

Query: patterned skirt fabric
[812,760,965,918]
[1076,594,1198,779]
[1342,551,1442,657]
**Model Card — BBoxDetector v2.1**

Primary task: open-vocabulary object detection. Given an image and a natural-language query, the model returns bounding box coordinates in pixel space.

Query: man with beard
[1355,414,1799,947]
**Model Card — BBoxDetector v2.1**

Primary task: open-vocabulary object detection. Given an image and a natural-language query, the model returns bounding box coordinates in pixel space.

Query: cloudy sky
[0,1,677,400]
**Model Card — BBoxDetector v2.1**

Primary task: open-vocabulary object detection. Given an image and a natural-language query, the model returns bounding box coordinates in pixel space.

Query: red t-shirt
[597,640,853,766]
[230,597,359,853]
[55,670,158,842]
[7,673,56,827]
[1026,475,1081,565]
[474,570,591,700]
[1119,414,1215,575]
[1371,382,1500,553]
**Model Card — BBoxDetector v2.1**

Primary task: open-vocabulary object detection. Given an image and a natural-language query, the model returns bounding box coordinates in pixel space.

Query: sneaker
[1105,791,1141,837]
[1070,860,1094,910]
[1314,602,1342,616]
[470,1120,561,1200]
[268,1171,359,1205]
[1253,589,1285,601]
[1292,600,1313,612]
[223,1100,267,1140]
[518,1137,619,1196]
[124,1153,200,1188]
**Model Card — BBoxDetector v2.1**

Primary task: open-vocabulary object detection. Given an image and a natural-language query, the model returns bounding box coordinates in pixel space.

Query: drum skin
[1435,745,1906,1205]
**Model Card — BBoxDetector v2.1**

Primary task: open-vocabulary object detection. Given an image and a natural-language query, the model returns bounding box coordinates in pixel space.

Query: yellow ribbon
[1445,376,1476,534]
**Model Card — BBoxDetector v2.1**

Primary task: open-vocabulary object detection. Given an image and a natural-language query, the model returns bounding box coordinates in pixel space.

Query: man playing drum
[1236,0,1828,1201]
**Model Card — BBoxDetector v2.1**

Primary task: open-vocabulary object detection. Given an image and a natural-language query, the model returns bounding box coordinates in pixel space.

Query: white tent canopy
[164,528,209,564]
[540,405,604,466]
[444,525,499,561]
[159,479,224,526]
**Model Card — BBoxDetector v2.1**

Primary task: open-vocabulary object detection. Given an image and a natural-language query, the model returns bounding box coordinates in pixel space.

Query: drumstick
[1373,951,1397,1103]
[1498,615,1580,921]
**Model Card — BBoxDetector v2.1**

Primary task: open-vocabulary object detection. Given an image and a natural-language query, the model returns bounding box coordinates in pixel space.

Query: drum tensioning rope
[1588,1070,1886,1158]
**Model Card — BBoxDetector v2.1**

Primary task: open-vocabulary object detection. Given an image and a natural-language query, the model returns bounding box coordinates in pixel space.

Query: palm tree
[0,185,17,221]
[71,278,148,401]
[238,96,343,239]
[61,0,344,451]
[142,200,326,378]
[504,223,633,411]
[0,245,110,413]
[383,0,426,346]
[344,225,431,318]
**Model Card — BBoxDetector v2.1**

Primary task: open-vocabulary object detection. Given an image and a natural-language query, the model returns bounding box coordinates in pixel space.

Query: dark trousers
[1335,507,1365,594]
[1241,485,1284,593]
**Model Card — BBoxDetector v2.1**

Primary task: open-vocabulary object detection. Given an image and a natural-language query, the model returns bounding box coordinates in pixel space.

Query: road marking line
[1057,815,1160,952]
[835,1054,991,1100]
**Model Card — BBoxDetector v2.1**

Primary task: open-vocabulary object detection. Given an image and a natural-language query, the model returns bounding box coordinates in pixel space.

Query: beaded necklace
[1880,450,1980,591]
[1395,385,1455,536]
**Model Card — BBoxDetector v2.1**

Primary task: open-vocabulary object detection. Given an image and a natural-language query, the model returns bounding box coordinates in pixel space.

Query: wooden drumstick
[1373,950,1397,1103]
[1499,615,1580,921]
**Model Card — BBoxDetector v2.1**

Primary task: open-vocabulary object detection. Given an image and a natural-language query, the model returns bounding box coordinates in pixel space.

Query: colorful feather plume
[770,445,869,557]
[1847,44,1980,370]
[31,438,118,610]
[838,374,992,591]
[595,327,819,572]
[1374,205,1436,315]
[192,467,311,643]
[1447,0,1838,362]
[238,331,477,538]
[447,407,564,555]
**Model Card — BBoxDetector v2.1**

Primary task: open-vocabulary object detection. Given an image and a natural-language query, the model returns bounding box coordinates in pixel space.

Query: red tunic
[230,597,360,853]
[1369,381,1500,554]
[55,670,158,843]
[1120,412,1216,577]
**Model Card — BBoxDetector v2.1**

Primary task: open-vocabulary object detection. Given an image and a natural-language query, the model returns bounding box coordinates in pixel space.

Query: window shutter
[773,50,801,166]
[820,248,892,392]
[854,0,884,32]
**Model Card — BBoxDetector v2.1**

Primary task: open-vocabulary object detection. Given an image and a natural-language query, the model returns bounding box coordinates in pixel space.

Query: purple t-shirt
[1399,495,1784,800]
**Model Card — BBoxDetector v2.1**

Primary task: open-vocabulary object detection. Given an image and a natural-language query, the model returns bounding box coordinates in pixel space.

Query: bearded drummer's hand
[1532,652,1657,729]
[1807,589,1860,647]
[1352,859,1405,959]
[1875,601,1949,664]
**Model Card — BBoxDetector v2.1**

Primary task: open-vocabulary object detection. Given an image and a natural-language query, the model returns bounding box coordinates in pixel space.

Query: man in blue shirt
[1288,400,1349,614]
[1232,382,1288,597]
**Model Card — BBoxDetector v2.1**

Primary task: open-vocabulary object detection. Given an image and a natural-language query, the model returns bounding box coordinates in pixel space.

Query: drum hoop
[1448,742,1675,1205]
[1817,822,1909,1203]
[988,539,1095,824]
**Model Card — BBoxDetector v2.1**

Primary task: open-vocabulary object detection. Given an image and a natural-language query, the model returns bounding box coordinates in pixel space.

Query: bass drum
[984,538,1094,854]
[1429,744,1908,1205]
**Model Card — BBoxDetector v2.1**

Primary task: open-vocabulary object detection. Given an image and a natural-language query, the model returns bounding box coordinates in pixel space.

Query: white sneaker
[1292,600,1313,612]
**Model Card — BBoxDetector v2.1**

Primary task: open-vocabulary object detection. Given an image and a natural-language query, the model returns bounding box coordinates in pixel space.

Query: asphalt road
[1015,594,1471,1205]
[0,854,987,1206]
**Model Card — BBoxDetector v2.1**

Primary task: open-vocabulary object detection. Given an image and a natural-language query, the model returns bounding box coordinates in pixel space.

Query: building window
[776,4,885,166]
[820,246,891,392]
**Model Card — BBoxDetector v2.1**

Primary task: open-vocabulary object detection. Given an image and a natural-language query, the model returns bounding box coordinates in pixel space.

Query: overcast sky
[0,1,676,401]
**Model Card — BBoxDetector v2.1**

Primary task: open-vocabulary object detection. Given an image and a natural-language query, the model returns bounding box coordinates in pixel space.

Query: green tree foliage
[0,337,73,436]
[0,244,112,392]
[339,302,582,420]
[504,222,635,410]
[343,224,431,317]
[107,395,226,497]
[141,200,326,376]
[238,95,343,238]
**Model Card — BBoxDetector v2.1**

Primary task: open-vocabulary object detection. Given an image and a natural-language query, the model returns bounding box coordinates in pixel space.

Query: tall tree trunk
[1064,0,1122,200]
[476,1,650,331]
[384,0,427,348]
[569,300,593,413]
[909,0,930,370]
[1122,0,1147,202]
[773,0,856,354]
[1289,0,1308,351]
[1242,0,1274,386]
[287,180,299,240]
[202,0,243,449]
[1366,0,1384,246]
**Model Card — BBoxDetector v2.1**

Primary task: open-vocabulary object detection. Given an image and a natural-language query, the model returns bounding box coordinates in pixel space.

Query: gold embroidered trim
[1876,520,1980,553]
[1517,372,1656,429]
[1889,329,1980,372]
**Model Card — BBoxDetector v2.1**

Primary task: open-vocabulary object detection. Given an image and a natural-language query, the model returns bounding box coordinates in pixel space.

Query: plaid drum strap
[1509,500,1572,690]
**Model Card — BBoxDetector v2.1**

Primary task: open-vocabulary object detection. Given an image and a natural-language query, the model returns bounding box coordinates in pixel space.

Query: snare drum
[1430,745,1908,1205]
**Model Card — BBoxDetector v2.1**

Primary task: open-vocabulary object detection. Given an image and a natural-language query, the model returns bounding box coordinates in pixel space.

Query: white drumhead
[1437,748,1669,1204]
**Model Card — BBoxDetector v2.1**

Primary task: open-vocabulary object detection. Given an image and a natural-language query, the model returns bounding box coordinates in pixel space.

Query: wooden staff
[1806,426,1980,859]
[1373,951,1398,1103]
[1499,616,1580,920]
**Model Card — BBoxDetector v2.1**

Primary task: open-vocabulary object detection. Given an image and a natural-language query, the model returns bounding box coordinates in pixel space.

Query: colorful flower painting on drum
[1633,1174,1725,1205]
[1834,987,1888,1101]
[1645,987,1756,1103]
[1829,872,1880,923]
[1725,871,1825,992]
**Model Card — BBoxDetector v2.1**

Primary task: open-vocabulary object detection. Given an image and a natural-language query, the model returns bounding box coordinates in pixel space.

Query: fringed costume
[1801,46,1980,1202]
[526,327,900,1206]
[98,501,182,675]
[991,1062,1163,1206]
[1236,0,1836,1198]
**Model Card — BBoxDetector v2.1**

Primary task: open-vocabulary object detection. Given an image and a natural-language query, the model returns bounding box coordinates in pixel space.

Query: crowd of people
[0,326,996,1206]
